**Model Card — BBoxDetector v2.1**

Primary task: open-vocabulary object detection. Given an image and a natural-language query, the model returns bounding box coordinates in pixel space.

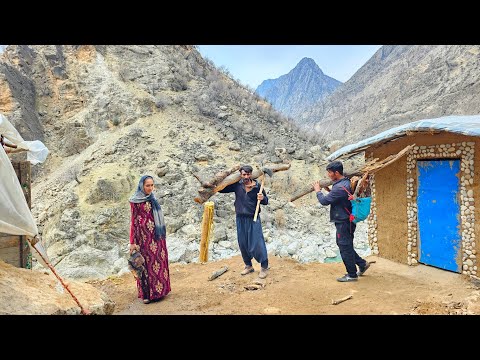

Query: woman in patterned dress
[129,175,171,304]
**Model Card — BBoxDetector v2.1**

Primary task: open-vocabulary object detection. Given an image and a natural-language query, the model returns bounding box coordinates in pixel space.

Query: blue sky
[198,45,382,89]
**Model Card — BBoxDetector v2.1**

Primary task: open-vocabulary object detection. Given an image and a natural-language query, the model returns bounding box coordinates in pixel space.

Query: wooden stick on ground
[208,266,229,281]
[331,295,353,305]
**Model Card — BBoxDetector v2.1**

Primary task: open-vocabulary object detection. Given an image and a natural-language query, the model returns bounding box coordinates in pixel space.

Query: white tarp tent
[0,147,38,236]
[0,114,89,313]
[0,113,49,265]
[0,113,49,164]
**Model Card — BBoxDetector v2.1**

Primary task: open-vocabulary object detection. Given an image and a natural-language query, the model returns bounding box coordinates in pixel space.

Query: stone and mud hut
[328,115,479,276]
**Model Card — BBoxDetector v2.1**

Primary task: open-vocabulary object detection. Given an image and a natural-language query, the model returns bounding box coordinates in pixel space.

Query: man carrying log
[194,163,290,204]
[217,165,270,279]
[313,160,370,282]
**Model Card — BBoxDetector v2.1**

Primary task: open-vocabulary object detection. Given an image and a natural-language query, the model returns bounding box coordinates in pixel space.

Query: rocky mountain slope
[256,57,341,125]
[303,45,480,146]
[0,45,369,280]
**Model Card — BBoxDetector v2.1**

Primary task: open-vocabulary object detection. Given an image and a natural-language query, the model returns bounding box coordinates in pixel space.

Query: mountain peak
[256,57,341,124]
[295,57,323,74]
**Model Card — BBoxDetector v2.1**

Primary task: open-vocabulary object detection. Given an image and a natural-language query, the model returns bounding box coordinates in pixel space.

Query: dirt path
[88,255,480,315]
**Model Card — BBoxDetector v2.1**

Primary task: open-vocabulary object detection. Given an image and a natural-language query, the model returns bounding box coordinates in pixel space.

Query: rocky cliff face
[303,45,480,146]
[0,45,368,280]
[256,57,341,125]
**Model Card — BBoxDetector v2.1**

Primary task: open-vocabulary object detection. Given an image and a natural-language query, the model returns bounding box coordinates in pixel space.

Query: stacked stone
[459,142,476,276]
[406,150,418,266]
[367,175,378,255]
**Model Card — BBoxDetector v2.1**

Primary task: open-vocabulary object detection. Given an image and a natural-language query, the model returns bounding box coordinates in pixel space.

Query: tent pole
[29,236,90,315]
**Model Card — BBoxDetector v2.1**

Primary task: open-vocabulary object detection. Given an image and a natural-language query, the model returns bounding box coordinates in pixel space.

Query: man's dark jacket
[317,177,352,222]
[219,179,268,216]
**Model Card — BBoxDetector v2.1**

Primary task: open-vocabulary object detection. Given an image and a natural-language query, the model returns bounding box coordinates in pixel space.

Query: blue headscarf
[129,175,166,240]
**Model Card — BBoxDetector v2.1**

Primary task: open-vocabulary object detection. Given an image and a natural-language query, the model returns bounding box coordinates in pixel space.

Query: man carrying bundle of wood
[218,165,271,279]
[313,160,370,282]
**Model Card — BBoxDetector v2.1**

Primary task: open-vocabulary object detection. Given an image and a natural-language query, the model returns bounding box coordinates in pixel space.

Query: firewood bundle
[193,164,241,204]
[289,144,415,202]
[193,163,291,204]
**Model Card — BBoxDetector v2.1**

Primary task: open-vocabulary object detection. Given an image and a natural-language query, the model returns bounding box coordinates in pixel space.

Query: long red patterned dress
[130,201,171,301]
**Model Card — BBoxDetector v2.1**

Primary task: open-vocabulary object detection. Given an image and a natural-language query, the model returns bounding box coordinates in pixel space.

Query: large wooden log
[289,144,415,202]
[193,164,241,188]
[289,167,364,202]
[194,163,291,204]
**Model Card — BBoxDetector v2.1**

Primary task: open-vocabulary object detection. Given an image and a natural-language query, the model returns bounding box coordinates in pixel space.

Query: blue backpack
[341,186,372,224]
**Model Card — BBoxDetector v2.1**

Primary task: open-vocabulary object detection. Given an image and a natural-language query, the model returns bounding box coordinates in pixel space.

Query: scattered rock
[263,307,281,314]
[194,153,209,161]
[228,143,241,151]
[217,112,231,120]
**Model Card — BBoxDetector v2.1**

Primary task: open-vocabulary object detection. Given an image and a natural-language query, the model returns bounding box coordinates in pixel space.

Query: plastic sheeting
[0,148,38,236]
[1,145,50,266]
[1,113,50,266]
[327,114,480,161]
[0,113,49,164]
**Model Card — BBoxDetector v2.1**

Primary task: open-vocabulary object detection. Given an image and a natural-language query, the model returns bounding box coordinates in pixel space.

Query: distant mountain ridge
[302,45,480,146]
[256,57,341,125]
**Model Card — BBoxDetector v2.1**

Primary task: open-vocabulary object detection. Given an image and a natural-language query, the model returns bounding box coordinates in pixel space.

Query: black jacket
[316,177,352,222]
[219,179,268,216]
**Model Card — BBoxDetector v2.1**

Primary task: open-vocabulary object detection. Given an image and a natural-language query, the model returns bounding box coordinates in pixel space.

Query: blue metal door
[417,160,461,272]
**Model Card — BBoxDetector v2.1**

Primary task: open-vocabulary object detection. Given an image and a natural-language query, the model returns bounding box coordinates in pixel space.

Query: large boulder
[0,261,115,315]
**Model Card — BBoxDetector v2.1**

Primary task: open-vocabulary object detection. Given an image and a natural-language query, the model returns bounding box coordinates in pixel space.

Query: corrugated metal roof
[327,114,480,161]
